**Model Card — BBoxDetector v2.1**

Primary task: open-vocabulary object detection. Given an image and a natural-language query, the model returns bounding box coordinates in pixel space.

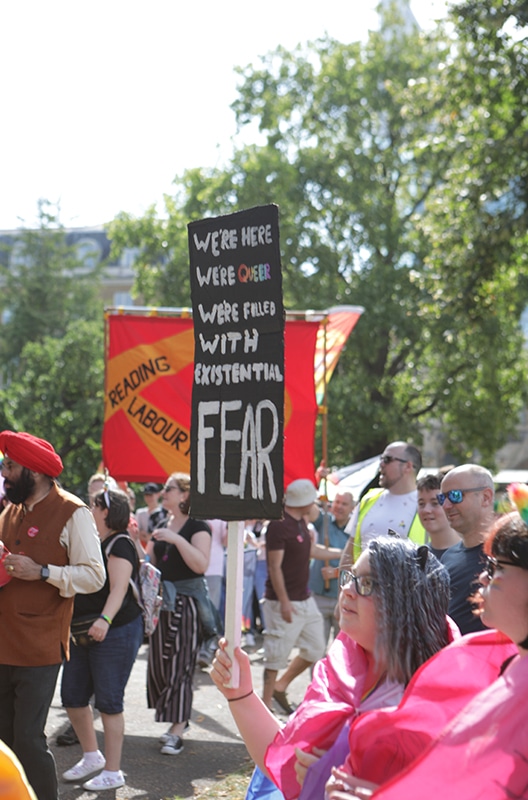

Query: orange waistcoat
[0,483,85,666]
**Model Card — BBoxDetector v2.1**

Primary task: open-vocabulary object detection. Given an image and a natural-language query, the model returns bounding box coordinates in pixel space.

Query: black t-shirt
[74,531,142,627]
[428,544,450,561]
[153,518,211,581]
[441,541,486,635]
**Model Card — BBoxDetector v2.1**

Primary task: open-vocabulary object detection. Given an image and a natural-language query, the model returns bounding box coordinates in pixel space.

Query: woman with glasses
[211,537,455,799]
[326,487,528,800]
[145,472,212,755]
[61,489,144,791]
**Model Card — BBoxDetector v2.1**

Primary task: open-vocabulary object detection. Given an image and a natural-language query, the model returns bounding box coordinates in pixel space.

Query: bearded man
[0,430,105,800]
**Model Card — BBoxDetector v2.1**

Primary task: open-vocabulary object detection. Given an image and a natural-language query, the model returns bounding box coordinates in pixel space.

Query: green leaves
[109,1,528,468]
[0,202,106,494]
[2,320,105,494]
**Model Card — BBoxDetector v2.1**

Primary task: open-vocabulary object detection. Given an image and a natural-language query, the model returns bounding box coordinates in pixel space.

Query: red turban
[0,431,63,478]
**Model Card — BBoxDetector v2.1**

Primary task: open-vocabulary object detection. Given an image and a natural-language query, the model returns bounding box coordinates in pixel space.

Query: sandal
[273,689,296,715]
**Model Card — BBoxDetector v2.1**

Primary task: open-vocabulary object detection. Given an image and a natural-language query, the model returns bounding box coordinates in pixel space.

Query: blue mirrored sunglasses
[436,486,488,506]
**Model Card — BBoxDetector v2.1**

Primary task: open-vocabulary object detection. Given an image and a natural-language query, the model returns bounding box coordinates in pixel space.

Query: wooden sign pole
[224,520,245,688]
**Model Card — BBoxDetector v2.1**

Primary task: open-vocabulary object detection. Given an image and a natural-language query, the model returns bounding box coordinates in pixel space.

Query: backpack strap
[104,534,141,605]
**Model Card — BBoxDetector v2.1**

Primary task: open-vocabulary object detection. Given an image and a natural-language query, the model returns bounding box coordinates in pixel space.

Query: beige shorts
[262,596,326,670]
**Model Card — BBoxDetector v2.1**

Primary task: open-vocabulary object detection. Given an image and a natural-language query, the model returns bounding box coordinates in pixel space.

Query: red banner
[103,315,319,489]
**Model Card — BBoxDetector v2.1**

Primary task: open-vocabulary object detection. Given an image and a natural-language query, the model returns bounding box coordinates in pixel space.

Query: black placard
[188,205,284,520]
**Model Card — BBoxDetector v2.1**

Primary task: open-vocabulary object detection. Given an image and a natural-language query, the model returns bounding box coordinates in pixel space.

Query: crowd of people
[1,429,527,800]
[212,441,528,800]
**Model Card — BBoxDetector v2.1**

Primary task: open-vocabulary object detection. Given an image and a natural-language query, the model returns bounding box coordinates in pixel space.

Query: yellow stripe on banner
[125,396,191,475]
[104,329,195,423]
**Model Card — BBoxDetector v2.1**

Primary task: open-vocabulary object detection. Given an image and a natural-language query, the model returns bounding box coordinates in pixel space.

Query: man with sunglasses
[436,463,495,634]
[340,441,425,567]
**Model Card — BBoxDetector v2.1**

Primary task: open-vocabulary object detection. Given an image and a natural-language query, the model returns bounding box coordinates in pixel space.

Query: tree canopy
[1,320,105,493]
[107,0,528,466]
[0,202,106,493]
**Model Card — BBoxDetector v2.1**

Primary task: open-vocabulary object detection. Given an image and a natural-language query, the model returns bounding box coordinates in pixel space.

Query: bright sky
[0,1,449,231]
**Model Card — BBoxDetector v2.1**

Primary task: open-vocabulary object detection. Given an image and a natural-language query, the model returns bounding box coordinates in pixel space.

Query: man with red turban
[0,430,105,800]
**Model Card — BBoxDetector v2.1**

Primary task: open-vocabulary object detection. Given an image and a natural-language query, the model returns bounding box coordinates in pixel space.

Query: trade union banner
[188,204,285,520]
[102,312,320,492]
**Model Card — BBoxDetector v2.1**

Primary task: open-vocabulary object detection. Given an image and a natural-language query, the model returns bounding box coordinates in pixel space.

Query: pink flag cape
[265,629,515,800]
[372,646,527,799]
[265,633,369,799]
[344,629,517,784]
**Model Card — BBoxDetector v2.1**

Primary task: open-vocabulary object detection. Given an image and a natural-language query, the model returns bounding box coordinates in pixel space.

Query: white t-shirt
[345,489,418,549]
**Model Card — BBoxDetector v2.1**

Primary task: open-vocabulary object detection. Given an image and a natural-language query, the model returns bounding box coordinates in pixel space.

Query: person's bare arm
[210,640,281,776]
[311,542,343,560]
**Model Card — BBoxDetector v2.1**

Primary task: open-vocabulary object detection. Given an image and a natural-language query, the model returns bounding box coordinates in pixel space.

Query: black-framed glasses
[338,569,377,596]
[163,485,178,493]
[380,455,407,465]
[484,555,524,579]
[436,487,488,506]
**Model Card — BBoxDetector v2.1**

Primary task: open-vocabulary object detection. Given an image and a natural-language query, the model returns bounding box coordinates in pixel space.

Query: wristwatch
[40,565,50,581]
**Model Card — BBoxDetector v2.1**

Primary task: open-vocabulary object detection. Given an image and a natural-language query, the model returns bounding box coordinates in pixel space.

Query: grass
[170,759,254,800]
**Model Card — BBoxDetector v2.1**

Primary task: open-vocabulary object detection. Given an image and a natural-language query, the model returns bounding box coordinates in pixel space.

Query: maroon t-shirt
[264,512,312,601]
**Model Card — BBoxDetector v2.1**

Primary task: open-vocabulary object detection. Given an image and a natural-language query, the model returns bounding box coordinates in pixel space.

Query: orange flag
[314,306,364,405]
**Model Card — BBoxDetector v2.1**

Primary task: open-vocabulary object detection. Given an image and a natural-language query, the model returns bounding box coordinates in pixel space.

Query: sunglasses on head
[380,455,407,465]
[436,486,488,506]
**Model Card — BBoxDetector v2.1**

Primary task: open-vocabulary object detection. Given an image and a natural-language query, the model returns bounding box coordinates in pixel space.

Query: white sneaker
[160,734,184,755]
[83,770,125,791]
[63,753,105,781]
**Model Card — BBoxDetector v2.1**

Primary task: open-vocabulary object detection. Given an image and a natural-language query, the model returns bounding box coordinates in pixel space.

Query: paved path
[47,637,310,800]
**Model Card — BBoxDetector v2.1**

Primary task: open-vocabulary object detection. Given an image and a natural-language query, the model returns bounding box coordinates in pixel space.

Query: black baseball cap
[143,483,161,494]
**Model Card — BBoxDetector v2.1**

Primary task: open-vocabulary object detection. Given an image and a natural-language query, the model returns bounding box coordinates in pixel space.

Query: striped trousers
[147,594,200,723]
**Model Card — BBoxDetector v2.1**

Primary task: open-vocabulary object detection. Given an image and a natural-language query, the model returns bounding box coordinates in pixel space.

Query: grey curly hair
[368,537,450,685]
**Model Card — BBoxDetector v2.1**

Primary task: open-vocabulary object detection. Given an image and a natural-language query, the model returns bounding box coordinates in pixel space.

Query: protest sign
[188,205,285,521]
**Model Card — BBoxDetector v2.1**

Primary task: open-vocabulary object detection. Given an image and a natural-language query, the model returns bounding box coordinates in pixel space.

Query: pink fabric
[265,633,368,799]
[265,619,460,800]
[372,648,528,799]
[344,629,517,784]
[0,544,12,588]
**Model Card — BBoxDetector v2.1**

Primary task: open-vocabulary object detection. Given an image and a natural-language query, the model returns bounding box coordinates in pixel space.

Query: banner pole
[321,315,331,590]
[322,314,329,470]
[224,520,245,688]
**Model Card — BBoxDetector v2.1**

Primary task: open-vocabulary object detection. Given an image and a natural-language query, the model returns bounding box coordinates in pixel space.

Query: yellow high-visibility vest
[352,488,426,559]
